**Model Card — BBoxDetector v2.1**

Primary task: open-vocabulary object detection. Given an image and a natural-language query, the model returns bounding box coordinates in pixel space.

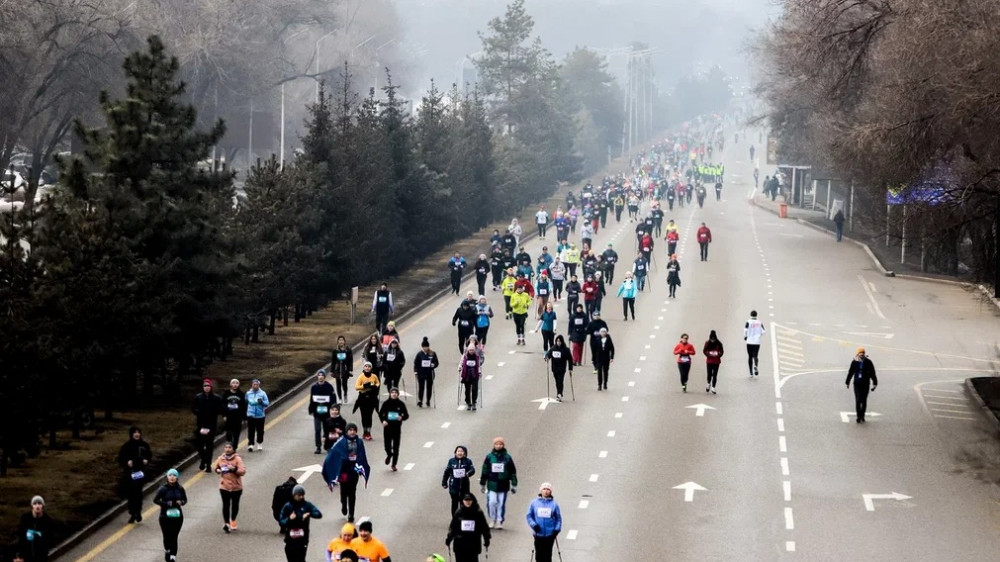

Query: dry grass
[0,156,632,551]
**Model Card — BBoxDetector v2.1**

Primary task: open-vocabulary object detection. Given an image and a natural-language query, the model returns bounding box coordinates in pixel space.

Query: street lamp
[372,38,396,94]
[315,30,337,103]
[278,27,311,170]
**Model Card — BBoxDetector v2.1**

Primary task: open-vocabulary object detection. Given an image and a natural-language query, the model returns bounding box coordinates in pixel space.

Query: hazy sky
[393,0,779,92]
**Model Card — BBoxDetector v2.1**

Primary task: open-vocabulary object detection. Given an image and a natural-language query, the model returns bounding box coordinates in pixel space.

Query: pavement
[58,126,1000,561]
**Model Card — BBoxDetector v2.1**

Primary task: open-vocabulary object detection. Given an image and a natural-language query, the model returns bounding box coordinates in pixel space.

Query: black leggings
[622,298,635,319]
[340,477,358,518]
[384,423,401,465]
[678,362,691,385]
[707,363,720,388]
[159,516,183,556]
[747,344,761,374]
[542,330,555,351]
[538,223,547,237]
[220,489,242,523]
[464,380,479,406]
[475,325,490,345]
[247,417,265,445]
[335,375,351,403]
[596,361,610,387]
[513,313,527,336]
[284,542,308,562]
[553,370,566,395]
[552,279,564,299]
[418,375,434,404]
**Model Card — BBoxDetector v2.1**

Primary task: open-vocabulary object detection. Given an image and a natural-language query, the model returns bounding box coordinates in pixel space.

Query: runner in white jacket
[744,310,766,377]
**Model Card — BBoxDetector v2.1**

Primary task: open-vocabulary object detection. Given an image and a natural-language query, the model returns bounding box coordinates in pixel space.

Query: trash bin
[778,203,788,218]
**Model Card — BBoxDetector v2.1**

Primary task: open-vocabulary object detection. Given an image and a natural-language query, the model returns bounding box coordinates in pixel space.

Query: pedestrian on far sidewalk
[18,496,52,562]
[833,209,845,242]
[118,426,152,523]
[246,378,269,452]
[846,348,878,423]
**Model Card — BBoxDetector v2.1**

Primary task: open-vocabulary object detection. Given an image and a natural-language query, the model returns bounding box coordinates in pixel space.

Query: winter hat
[316,369,327,377]
[252,378,261,384]
[389,387,399,395]
[539,482,553,493]
[346,422,359,432]
[358,520,373,533]
[292,485,306,496]
[202,378,213,387]
[856,347,866,355]
[493,436,505,447]
[30,496,44,506]
[363,361,373,369]
[166,469,180,479]
[340,550,359,562]
[341,523,356,535]
[421,337,430,347]
[709,330,717,340]
[462,492,476,500]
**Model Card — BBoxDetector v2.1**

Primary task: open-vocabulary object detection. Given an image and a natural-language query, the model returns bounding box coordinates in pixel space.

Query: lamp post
[315,30,337,103]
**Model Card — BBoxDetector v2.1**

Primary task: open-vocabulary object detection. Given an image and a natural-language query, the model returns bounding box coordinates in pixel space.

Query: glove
[532,525,542,534]
[511,487,517,494]
[480,486,486,494]
[445,537,452,547]
[871,385,877,392]
[484,540,490,549]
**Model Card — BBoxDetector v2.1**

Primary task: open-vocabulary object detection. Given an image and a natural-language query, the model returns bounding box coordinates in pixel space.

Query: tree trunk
[294,304,302,323]
[251,323,260,343]
[244,323,251,345]
[268,309,277,335]
[283,307,289,327]
[994,197,1000,298]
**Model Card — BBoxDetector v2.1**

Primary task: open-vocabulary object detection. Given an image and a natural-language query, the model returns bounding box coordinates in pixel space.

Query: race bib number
[452,468,466,478]
[337,352,347,361]
[539,289,548,295]
[551,351,562,359]
[636,265,645,270]
[227,402,239,410]
[387,412,400,421]
[386,353,396,361]
[574,319,584,325]
[378,296,387,302]
[537,507,552,518]
[25,529,39,541]
[492,462,505,473]
[680,356,690,363]
[288,528,305,539]
[709,351,719,357]
[460,320,469,326]
[461,519,476,531]
[131,471,144,480]
[165,508,181,519]
[466,360,477,367]
[479,267,486,273]
[316,405,329,415]
[421,360,432,368]
[313,395,330,403]
[199,428,211,435]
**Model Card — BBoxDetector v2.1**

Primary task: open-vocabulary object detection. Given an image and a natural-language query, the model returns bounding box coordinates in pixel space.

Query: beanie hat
[346,422,359,432]
[493,436,505,447]
[166,469,180,479]
[421,337,430,347]
[341,523,356,535]
[340,550,359,562]
[856,347,866,354]
[358,520,373,532]
[30,495,44,506]
[539,482,553,493]
[202,378,213,387]
[292,485,306,496]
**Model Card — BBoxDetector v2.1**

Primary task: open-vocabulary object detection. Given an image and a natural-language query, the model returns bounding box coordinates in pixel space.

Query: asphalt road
[60,128,1000,561]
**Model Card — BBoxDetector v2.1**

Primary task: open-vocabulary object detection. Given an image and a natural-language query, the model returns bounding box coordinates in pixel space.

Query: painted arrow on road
[292,464,323,483]
[840,412,882,423]
[863,492,911,511]
[672,482,707,502]
[686,404,717,417]
[532,397,560,411]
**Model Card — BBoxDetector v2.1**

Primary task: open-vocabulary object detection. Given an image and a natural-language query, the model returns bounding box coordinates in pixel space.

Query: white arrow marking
[497,362,505,367]
[863,492,912,511]
[567,529,578,540]
[840,412,883,423]
[441,422,451,429]
[508,350,516,354]
[532,397,560,410]
[844,331,894,339]
[403,463,415,471]
[292,464,323,483]
[686,404,717,417]
[672,481,707,502]
[381,488,393,497]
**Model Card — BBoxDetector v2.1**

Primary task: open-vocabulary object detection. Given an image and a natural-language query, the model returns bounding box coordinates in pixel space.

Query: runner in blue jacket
[526,482,562,562]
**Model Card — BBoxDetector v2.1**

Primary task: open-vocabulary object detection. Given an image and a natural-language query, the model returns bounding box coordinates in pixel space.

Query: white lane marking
[614,412,623,418]
[934,414,978,420]
[404,463,415,471]
[777,418,785,432]
[779,435,787,453]
[485,375,494,380]
[650,334,656,339]
[771,322,781,399]
[508,350,516,355]
[497,362,506,367]
[578,500,589,509]
[784,507,794,530]
[639,356,647,361]
[567,529,578,540]
[589,474,599,482]
[441,422,451,429]
[599,451,608,458]
[775,402,783,415]
[634,367,642,373]
[780,457,790,476]
[921,394,966,400]
[621,396,630,402]
[645,345,651,349]
[926,402,971,408]
[657,316,664,320]
[607,430,616,437]
[381,488,394,497]
[628,381,636,387]
[423,441,434,448]
[660,308,666,312]
[923,388,961,393]
[858,274,887,319]
[783,480,792,501]
[654,325,661,330]
[929,406,975,413]
[786,541,796,552]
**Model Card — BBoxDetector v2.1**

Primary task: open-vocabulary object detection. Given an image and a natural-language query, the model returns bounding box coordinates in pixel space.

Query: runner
[353,363,381,440]
[616,271,638,321]
[585,311,609,373]
[479,437,517,529]
[548,257,566,301]
[452,300,477,353]
[362,334,383,378]
[118,426,152,523]
[696,222,712,261]
[501,268,516,319]
[544,335,573,401]
[535,205,549,239]
[568,303,588,366]
[371,282,394,335]
[214,442,246,533]
[673,333,696,392]
[326,523,357,562]
[459,345,483,411]
[582,274,599,319]
[221,379,246,448]
[322,404,347,452]
[280,485,323,562]
[593,327,615,391]
[413,337,440,408]
[474,254,490,296]
[535,272,552,318]
[744,310,766,377]
[245,379,269,452]
[449,252,468,295]
[703,330,724,394]
[632,252,649,291]
[443,445,477,516]
[509,284,532,346]
[310,371,337,454]
[380,321,401,350]
[349,520,392,562]
[666,254,682,298]
[322,423,371,523]
[378,388,409,470]
[601,243,618,283]
[846,347,879,423]
[446,494,491,562]
[474,296,494,346]
[330,336,354,405]
[153,469,186,562]
[192,379,222,472]
[381,340,405,392]
[526,483,562,562]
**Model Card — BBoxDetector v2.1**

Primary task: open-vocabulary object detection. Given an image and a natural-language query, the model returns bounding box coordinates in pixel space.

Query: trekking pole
[448,545,453,562]
[555,537,564,562]
[546,360,551,400]
[479,374,484,409]
[569,369,576,401]
[529,548,535,561]
[432,371,437,409]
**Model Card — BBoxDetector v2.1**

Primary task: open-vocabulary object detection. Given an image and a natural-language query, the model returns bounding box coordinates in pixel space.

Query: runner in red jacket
[697,223,712,262]
[673,333,696,392]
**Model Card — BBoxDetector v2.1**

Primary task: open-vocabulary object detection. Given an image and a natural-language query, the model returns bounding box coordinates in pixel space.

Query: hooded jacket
[480,448,517,492]
[526,494,562,538]
[453,304,478,332]
[703,339,724,365]
[280,499,323,543]
[442,449,476,494]
[447,495,491,555]
[214,452,247,491]
[459,352,483,382]
[117,435,152,477]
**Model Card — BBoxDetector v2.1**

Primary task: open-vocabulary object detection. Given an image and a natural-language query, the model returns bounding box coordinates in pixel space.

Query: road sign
[672,482,707,502]
[292,464,323,483]
[863,492,911,511]
[686,404,717,417]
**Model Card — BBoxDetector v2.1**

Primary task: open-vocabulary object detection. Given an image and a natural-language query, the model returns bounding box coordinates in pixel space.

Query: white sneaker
[256,444,263,452]
[497,521,504,529]
[556,394,562,402]
[490,521,496,529]
[711,387,717,395]
[247,445,254,452]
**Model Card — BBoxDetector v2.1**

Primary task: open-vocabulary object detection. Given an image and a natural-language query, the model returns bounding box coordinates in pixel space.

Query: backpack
[272,481,295,518]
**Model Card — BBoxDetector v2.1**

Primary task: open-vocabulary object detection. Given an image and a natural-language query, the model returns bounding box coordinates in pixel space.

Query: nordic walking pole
[401,374,408,402]
[545,359,551,400]
[432,371,437,409]
[555,537,564,562]
[529,548,535,562]
[570,368,576,401]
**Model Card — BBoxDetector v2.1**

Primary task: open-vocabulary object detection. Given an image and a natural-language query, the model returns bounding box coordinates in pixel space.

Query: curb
[965,378,1000,432]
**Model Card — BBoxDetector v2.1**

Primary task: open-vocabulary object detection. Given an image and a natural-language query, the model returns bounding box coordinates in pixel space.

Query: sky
[392,0,780,93]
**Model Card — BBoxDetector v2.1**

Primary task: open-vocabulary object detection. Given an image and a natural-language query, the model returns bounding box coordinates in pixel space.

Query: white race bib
[386,353,396,361]
[466,360,477,367]
[288,528,304,538]
[551,351,561,358]
[461,519,476,531]
[227,402,238,410]
[574,319,584,325]
[199,428,211,435]
[680,356,690,363]
[537,507,552,518]
[337,352,347,361]
[491,462,505,473]
[539,289,548,295]
[421,360,432,368]
[452,468,466,478]
[460,320,469,326]
[313,395,330,403]
[378,296,387,302]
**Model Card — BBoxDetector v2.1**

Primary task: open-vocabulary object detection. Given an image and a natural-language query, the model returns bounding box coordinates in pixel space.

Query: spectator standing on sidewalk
[833,209,845,242]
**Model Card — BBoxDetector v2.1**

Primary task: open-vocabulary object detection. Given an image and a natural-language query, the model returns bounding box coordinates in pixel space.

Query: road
[60,128,1000,561]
